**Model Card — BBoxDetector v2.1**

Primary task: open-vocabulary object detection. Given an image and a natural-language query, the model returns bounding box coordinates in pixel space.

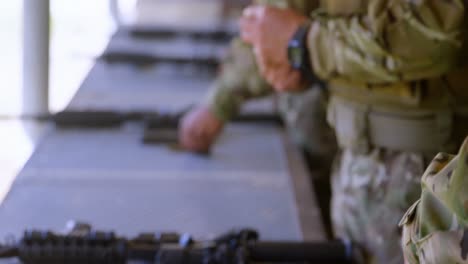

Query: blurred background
[0,0,323,245]
[0,1,119,202]
[0,0,246,202]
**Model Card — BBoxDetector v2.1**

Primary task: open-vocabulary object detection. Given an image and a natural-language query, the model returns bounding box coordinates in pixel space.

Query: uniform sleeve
[205,0,319,121]
[307,0,466,84]
[204,38,272,121]
[255,0,319,13]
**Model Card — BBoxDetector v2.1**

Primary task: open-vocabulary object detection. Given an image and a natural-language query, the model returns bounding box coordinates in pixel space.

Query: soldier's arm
[307,0,465,84]
[204,38,273,121]
[206,0,319,121]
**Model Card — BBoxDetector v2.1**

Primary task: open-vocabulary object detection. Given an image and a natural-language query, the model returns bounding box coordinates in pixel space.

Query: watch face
[289,48,303,69]
[288,23,311,70]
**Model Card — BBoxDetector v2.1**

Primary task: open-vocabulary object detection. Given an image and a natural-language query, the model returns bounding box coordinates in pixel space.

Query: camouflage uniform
[204,0,336,160]
[400,136,468,264]
[307,1,468,263]
[204,0,468,263]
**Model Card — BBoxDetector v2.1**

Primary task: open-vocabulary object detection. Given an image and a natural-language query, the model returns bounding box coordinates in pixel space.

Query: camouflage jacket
[399,136,468,263]
[204,0,318,120]
[206,0,467,121]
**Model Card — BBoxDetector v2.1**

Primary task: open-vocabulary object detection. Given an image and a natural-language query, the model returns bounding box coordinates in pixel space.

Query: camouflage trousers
[331,148,425,264]
[280,87,426,262]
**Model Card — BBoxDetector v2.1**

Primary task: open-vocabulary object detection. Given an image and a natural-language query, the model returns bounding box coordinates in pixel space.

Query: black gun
[0,222,362,264]
[44,110,184,145]
[50,110,283,145]
[127,25,236,42]
[99,50,220,70]
[51,110,282,128]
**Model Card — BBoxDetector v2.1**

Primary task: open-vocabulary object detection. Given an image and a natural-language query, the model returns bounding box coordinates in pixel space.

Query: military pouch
[328,95,468,155]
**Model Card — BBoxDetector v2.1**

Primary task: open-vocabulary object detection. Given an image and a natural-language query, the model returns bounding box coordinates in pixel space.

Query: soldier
[179,0,335,161]
[179,0,337,236]
[186,0,468,263]
[400,136,468,264]
[236,0,468,263]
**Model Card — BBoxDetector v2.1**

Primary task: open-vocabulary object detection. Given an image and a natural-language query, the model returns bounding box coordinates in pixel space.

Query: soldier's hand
[179,106,224,153]
[240,5,308,92]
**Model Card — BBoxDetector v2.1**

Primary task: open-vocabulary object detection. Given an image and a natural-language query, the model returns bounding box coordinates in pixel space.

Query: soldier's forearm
[204,80,273,121]
[203,38,273,121]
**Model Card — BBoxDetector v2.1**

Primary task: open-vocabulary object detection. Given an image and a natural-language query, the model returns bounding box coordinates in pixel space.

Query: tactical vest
[254,0,468,154]
[320,0,468,155]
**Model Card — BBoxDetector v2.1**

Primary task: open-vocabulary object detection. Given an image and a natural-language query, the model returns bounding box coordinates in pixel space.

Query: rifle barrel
[249,241,353,263]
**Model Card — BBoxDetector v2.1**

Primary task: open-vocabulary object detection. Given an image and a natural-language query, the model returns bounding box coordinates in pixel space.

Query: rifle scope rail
[0,226,360,264]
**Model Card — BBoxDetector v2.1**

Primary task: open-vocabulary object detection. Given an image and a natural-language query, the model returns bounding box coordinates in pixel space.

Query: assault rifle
[100,50,220,69]
[127,25,236,42]
[51,110,282,128]
[51,110,283,145]
[0,222,362,264]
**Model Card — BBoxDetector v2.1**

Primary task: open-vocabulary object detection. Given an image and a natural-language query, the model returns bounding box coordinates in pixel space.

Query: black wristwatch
[288,22,319,84]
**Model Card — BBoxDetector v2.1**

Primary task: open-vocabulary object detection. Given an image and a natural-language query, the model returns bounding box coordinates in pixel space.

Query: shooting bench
[0,20,326,244]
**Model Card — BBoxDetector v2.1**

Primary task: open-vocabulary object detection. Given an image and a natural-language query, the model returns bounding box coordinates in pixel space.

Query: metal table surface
[68,61,275,114]
[0,32,324,243]
[0,123,315,240]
